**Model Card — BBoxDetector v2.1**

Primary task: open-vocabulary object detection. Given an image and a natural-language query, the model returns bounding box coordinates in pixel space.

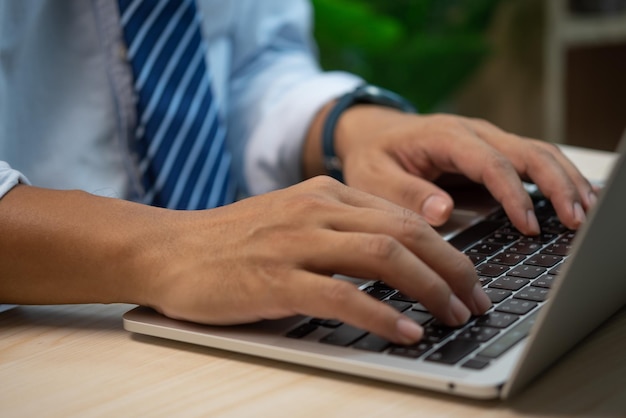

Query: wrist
[321,84,416,182]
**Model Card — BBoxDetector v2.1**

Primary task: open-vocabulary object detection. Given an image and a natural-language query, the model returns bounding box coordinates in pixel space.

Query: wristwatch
[322,84,416,182]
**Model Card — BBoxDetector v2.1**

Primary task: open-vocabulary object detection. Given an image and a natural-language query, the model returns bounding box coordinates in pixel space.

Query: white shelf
[560,12,626,45]
[544,1,626,147]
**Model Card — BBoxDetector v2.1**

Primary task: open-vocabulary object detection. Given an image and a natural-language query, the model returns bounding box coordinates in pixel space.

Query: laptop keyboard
[286,197,574,370]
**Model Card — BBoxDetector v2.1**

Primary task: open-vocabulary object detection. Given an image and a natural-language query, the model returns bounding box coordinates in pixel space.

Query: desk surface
[2,146,625,418]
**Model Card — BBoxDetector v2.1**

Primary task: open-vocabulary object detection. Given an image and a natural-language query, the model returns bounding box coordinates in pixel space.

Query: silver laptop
[123,140,626,400]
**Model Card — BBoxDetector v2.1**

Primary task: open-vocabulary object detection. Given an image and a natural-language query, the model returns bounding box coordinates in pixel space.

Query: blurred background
[311,0,626,151]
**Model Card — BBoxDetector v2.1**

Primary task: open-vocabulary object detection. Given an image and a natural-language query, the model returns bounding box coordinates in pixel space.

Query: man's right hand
[141,176,491,344]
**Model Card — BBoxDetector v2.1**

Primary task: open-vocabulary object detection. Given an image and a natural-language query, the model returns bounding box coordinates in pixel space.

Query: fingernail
[526,210,540,234]
[449,294,471,325]
[422,195,450,224]
[573,201,586,225]
[472,282,492,314]
[587,191,597,207]
[396,317,423,344]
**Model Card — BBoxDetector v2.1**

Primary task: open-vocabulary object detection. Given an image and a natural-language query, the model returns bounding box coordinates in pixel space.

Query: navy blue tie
[118,0,236,209]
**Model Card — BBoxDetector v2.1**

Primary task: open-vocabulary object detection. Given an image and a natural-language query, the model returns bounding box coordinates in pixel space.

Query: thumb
[420,192,454,226]
[347,160,454,226]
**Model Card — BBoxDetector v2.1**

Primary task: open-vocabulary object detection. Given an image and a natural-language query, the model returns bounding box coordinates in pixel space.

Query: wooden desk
[2,147,624,417]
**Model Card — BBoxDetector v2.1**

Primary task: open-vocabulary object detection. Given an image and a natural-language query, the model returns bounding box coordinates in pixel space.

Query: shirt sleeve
[0,162,27,309]
[0,161,30,199]
[224,0,363,196]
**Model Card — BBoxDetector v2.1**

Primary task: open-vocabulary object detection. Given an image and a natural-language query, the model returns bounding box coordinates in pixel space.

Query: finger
[306,175,411,214]
[467,120,594,229]
[518,144,587,229]
[320,208,491,316]
[288,271,425,345]
[533,142,597,208]
[323,174,454,227]
[349,154,455,226]
[469,122,596,208]
[425,131,540,235]
[520,141,597,228]
[299,228,476,326]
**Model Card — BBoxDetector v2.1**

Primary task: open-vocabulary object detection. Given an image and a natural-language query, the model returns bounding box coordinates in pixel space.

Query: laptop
[123,140,626,400]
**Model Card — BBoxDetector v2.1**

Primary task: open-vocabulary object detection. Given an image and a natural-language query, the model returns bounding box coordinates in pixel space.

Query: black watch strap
[322,84,416,182]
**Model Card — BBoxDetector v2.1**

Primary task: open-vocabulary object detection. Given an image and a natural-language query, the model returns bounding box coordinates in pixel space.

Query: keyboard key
[489,277,530,291]
[353,334,390,352]
[448,220,504,251]
[514,287,549,302]
[508,241,541,255]
[389,342,432,359]
[404,309,433,325]
[549,265,563,275]
[456,326,500,342]
[483,288,512,303]
[384,299,412,312]
[541,243,572,256]
[541,220,568,235]
[478,276,493,286]
[478,311,538,358]
[364,286,394,300]
[371,280,394,290]
[422,323,456,344]
[477,263,510,277]
[286,322,318,339]
[475,312,519,328]
[412,302,430,312]
[489,252,525,266]
[310,318,342,328]
[496,299,538,315]
[524,254,562,267]
[390,292,417,303]
[484,232,519,245]
[507,265,546,279]
[532,274,556,288]
[462,357,491,370]
[523,233,558,244]
[497,225,521,235]
[533,199,554,217]
[425,340,480,365]
[320,324,367,346]
[557,232,576,244]
[467,243,503,256]
[466,253,487,265]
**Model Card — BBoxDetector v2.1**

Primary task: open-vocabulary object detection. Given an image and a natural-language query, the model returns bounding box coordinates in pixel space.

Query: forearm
[0,184,161,306]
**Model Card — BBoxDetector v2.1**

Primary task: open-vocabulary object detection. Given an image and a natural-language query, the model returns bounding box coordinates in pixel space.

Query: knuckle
[483,152,513,178]
[307,175,342,192]
[364,234,401,260]
[532,138,560,152]
[534,144,559,163]
[323,280,355,307]
[470,117,496,130]
[399,210,430,242]
[284,189,334,215]
[441,118,466,135]
[451,253,476,277]
[429,114,463,132]
[522,142,563,176]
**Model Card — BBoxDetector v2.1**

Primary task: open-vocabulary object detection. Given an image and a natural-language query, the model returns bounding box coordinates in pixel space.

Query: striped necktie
[118,0,236,209]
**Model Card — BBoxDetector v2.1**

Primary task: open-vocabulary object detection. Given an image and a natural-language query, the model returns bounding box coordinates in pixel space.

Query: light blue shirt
[0,0,362,201]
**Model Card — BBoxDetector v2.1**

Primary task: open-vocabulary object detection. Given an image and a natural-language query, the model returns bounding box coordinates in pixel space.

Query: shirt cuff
[0,161,30,199]
[244,71,362,195]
